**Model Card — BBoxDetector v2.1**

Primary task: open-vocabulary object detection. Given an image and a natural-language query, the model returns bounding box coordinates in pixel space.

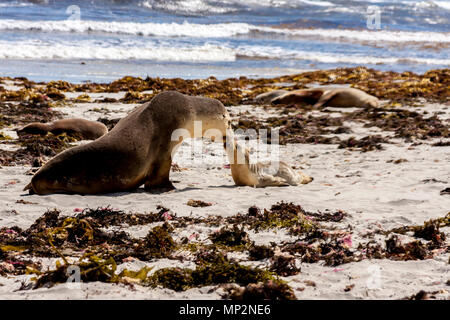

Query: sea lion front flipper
[312,90,339,108]
[255,175,290,187]
[144,155,175,192]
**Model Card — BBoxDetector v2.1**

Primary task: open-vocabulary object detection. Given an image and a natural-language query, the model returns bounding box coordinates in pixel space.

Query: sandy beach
[0,69,448,300]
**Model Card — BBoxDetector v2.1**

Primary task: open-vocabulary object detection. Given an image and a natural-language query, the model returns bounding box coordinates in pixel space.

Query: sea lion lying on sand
[224,137,313,187]
[17,118,108,140]
[24,91,231,195]
[252,90,290,104]
[255,87,379,108]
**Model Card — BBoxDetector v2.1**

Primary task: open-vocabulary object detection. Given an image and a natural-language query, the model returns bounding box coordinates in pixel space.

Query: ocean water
[0,0,448,82]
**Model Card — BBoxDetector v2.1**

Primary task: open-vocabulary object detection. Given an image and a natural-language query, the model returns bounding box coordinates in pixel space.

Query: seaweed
[138,223,177,259]
[32,254,152,289]
[223,280,297,300]
[209,225,250,247]
[147,249,279,292]
[269,254,301,276]
[227,202,318,235]
[0,101,62,130]
[76,206,168,226]
[0,133,76,166]
[338,135,389,152]
[97,117,120,131]
[248,244,275,261]
[186,199,213,207]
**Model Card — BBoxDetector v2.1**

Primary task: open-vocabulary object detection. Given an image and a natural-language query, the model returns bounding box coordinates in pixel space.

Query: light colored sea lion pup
[224,136,313,187]
[24,91,231,195]
[268,87,379,108]
[17,118,108,140]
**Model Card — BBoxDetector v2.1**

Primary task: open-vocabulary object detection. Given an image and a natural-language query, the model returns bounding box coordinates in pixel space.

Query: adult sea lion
[17,118,108,140]
[24,91,230,195]
[268,87,379,108]
[252,90,289,104]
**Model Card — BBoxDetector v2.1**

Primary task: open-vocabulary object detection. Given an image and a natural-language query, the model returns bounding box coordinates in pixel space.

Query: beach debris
[0,133,76,166]
[222,280,296,300]
[269,254,301,276]
[338,135,389,152]
[209,225,250,246]
[148,250,278,292]
[248,244,275,261]
[186,199,213,207]
[0,203,448,295]
[344,284,355,292]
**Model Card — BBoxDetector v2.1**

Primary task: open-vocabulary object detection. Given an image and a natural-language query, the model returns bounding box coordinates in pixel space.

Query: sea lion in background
[224,137,313,187]
[252,90,289,104]
[24,91,231,195]
[271,87,379,108]
[252,87,378,108]
[17,119,108,140]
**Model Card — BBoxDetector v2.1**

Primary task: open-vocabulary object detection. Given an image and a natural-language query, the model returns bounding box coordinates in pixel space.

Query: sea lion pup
[24,91,231,195]
[271,87,380,108]
[224,137,313,187]
[17,119,108,140]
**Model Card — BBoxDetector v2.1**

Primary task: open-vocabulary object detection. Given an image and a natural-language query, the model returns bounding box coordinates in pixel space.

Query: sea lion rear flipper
[23,182,36,194]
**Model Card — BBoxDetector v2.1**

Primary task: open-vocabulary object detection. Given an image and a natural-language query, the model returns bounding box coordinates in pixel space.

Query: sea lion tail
[23,182,37,195]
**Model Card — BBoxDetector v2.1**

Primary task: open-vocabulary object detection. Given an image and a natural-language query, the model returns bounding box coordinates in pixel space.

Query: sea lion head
[189,96,231,140]
[17,122,50,136]
[366,98,380,108]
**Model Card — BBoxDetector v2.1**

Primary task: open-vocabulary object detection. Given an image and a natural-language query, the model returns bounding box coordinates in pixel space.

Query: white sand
[0,86,449,300]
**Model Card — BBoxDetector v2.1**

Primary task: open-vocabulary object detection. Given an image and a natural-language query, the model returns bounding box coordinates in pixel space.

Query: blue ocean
[0,0,448,82]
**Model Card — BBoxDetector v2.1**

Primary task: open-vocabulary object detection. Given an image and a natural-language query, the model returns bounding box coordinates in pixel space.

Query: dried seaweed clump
[0,208,176,261]
[386,213,449,249]
[345,108,449,142]
[148,250,278,292]
[76,206,168,226]
[269,254,301,276]
[248,244,275,261]
[32,254,153,289]
[223,280,297,300]
[138,223,177,259]
[187,199,213,207]
[338,135,389,152]
[250,202,318,235]
[209,225,250,247]
[0,101,62,129]
[0,133,75,166]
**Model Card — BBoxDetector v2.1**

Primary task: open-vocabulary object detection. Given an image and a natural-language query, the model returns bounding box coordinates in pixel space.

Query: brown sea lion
[253,90,289,104]
[24,91,231,195]
[224,137,313,187]
[17,118,108,140]
[270,87,380,108]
